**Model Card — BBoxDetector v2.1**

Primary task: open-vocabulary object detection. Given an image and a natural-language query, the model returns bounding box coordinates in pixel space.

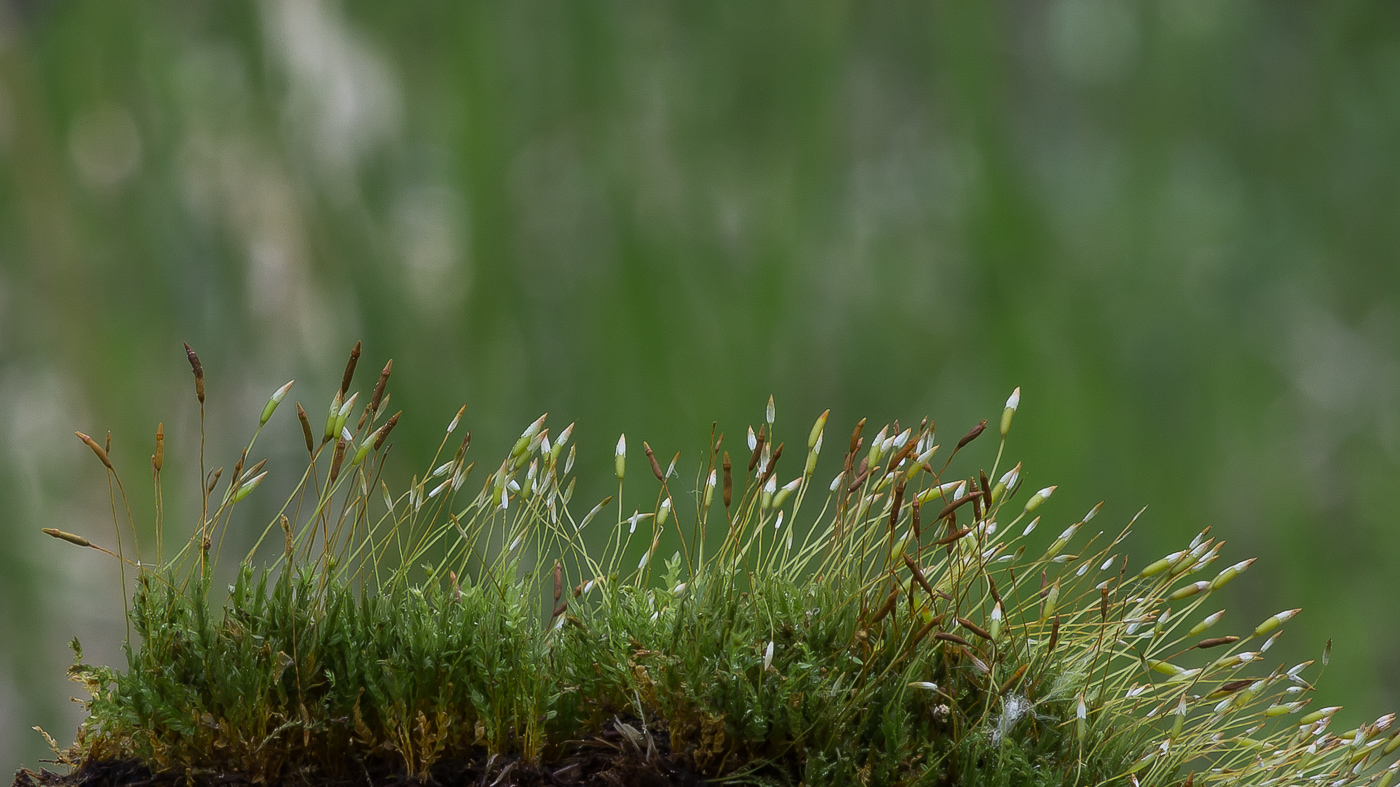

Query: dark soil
[13,721,707,787]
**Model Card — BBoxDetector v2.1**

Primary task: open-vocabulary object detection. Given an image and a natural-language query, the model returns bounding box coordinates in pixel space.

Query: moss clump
[34,345,1400,786]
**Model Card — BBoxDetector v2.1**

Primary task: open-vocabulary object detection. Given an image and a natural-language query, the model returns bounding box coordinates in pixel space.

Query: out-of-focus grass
[3,0,1400,775]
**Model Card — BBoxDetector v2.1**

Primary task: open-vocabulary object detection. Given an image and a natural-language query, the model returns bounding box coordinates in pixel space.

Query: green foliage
[48,349,1400,786]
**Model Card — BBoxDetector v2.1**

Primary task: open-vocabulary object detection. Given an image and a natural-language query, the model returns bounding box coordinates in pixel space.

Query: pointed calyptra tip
[998,462,1021,490]
[772,477,801,510]
[1001,388,1022,436]
[233,471,268,503]
[522,413,548,439]
[893,428,911,451]
[766,395,776,425]
[808,409,829,450]
[447,404,466,435]
[1025,486,1056,513]
[615,434,626,481]
[261,380,295,426]
[513,413,548,457]
[324,391,343,441]
[337,392,359,421]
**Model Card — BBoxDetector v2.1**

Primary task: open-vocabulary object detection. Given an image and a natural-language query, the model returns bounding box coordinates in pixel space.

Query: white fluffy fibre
[992,693,1034,745]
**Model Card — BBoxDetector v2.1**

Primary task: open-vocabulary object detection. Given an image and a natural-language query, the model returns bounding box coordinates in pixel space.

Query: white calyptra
[615,434,627,481]
[1025,486,1056,513]
[580,499,607,529]
[772,478,801,509]
[260,380,295,425]
[998,465,1019,492]
[892,428,911,450]
[1001,387,1021,436]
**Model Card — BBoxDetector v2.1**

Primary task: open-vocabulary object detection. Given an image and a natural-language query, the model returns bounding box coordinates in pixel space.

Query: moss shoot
[27,344,1400,786]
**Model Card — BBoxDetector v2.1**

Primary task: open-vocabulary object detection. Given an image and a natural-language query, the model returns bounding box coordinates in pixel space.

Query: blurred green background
[4,0,1400,774]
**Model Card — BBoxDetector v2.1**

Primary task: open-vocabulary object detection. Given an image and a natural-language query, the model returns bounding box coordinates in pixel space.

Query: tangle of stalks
[37,345,1400,786]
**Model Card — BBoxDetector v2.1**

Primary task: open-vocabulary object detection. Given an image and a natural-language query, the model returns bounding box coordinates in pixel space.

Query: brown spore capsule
[722,452,732,509]
[297,403,315,455]
[956,420,987,451]
[340,340,362,396]
[183,342,204,404]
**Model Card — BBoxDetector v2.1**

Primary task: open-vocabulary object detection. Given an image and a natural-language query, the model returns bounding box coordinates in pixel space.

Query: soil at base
[12,723,708,787]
